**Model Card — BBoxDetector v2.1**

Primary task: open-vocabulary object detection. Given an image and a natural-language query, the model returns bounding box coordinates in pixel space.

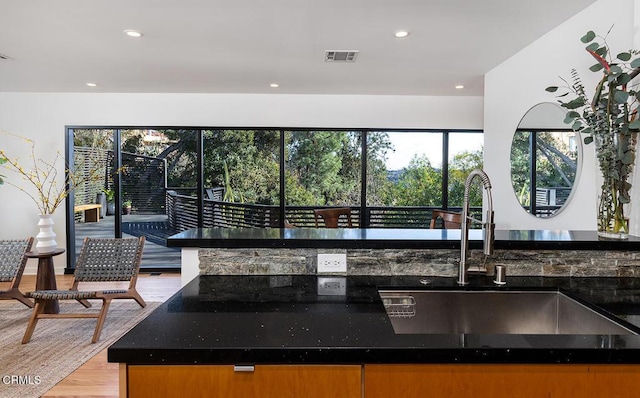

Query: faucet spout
[459,169,494,285]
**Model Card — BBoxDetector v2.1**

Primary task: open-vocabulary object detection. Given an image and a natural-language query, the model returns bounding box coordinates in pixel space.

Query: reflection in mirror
[510,103,580,218]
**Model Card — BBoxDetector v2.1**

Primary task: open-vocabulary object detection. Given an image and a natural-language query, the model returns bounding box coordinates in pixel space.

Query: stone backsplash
[199,247,640,277]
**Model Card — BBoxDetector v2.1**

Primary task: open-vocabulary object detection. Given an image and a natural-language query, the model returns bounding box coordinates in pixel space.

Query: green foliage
[547,30,640,235]
[285,131,360,206]
[204,129,280,205]
[377,149,483,208]
[0,154,5,185]
[222,160,244,203]
[510,131,577,209]
[102,188,115,202]
[284,171,317,205]
[73,129,113,149]
[365,132,395,206]
[510,132,531,206]
[388,156,442,206]
[121,130,147,154]
[448,150,484,207]
[119,128,482,215]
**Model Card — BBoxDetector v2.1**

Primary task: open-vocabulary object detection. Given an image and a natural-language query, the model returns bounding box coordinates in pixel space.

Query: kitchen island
[168,228,640,285]
[109,274,640,397]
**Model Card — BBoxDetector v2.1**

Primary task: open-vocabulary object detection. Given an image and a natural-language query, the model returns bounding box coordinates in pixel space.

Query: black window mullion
[360,130,368,228]
[442,131,449,209]
[529,131,537,216]
[197,130,204,227]
[65,128,75,272]
[279,130,286,227]
[114,129,123,237]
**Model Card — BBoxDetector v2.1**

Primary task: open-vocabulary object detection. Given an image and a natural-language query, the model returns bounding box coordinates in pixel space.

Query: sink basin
[379,290,636,335]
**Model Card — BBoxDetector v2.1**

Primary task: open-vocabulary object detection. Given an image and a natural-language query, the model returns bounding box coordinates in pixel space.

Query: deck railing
[166,191,478,232]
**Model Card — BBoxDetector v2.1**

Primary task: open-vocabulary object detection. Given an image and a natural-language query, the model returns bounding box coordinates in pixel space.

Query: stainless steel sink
[379,290,636,335]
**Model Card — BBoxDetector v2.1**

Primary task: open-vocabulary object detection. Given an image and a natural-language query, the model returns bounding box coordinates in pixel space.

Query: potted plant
[122,199,132,215]
[103,189,116,215]
[546,29,640,239]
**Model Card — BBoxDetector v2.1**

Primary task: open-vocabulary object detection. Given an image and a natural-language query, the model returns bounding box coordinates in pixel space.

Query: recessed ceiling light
[86,82,98,87]
[124,30,143,38]
[455,85,464,89]
[270,83,279,88]
[394,30,409,38]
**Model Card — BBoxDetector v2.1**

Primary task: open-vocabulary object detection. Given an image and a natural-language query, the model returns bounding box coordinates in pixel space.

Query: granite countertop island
[109,274,640,365]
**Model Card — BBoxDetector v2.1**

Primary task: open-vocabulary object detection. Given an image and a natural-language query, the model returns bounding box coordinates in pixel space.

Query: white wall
[0,93,482,272]
[484,0,636,231]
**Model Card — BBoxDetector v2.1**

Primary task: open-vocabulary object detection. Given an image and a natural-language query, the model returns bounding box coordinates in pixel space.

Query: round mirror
[510,103,580,218]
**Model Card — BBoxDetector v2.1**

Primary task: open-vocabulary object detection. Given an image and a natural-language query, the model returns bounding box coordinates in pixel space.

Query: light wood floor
[17,272,182,398]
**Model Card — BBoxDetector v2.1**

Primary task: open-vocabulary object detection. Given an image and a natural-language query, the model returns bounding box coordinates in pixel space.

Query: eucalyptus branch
[547,29,640,236]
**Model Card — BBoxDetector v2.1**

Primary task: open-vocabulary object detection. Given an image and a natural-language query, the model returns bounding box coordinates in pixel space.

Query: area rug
[0,300,161,398]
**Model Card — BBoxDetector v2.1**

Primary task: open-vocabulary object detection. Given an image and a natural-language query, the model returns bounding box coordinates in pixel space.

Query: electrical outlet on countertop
[317,253,347,273]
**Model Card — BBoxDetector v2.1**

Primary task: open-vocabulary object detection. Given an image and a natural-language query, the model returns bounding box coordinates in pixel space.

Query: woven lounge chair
[0,237,34,308]
[22,236,146,344]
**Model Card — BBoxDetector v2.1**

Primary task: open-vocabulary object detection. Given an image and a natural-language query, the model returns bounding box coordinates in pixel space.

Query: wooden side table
[25,248,65,314]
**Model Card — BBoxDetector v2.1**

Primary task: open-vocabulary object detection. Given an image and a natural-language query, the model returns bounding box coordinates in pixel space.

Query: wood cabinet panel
[364,364,640,398]
[127,364,361,398]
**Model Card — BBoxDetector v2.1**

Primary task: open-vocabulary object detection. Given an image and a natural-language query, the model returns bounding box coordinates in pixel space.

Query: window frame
[66,125,483,268]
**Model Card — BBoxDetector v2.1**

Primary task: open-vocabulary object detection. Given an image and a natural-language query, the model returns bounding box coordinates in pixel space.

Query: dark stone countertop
[108,275,640,365]
[167,228,640,250]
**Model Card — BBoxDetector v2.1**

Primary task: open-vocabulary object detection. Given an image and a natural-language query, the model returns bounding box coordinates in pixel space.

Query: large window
[285,130,362,207]
[363,130,482,227]
[447,132,484,208]
[367,131,444,207]
[68,128,193,271]
[66,126,482,268]
[366,130,483,209]
[204,129,280,205]
[202,129,280,227]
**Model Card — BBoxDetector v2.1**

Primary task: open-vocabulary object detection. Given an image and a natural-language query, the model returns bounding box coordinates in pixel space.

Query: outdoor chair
[22,236,146,344]
[0,237,35,308]
[313,208,353,228]
[429,210,464,229]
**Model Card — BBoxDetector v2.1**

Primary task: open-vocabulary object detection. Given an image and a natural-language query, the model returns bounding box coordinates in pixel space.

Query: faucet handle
[483,210,495,256]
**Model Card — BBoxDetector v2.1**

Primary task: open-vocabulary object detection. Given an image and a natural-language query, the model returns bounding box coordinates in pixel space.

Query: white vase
[36,214,57,253]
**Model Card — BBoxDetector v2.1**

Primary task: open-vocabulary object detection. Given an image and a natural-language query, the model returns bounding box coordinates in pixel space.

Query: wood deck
[74,214,181,271]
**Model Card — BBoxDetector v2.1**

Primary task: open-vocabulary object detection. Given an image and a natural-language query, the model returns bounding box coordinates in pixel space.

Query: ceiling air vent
[325,50,358,62]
